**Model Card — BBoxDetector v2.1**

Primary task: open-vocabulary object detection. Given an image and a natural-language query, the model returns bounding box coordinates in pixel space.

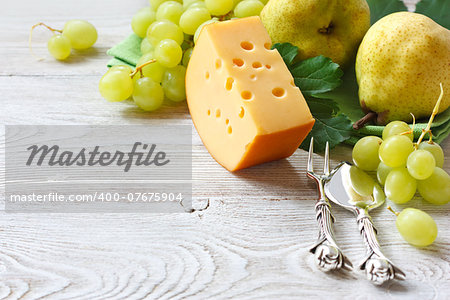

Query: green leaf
[272,43,299,65]
[300,114,354,152]
[305,98,340,118]
[290,56,344,97]
[319,67,364,123]
[366,0,407,24]
[415,0,450,29]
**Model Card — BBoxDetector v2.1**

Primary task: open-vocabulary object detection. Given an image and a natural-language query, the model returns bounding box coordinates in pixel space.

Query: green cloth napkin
[107,34,450,145]
[107,34,143,68]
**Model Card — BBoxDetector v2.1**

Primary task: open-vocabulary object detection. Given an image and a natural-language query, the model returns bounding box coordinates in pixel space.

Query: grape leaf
[366,0,407,24]
[290,56,344,97]
[415,0,450,29]
[300,114,354,152]
[273,42,299,65]
[275,42,353,151]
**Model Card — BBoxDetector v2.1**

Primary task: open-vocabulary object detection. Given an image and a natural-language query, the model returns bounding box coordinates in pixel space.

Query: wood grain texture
[1,0,450,299]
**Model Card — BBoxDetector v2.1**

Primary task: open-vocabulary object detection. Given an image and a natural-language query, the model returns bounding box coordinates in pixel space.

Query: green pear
[356,12,450,125]
[260,0,370,67]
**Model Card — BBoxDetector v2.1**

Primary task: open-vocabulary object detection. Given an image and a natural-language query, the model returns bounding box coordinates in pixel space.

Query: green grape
[62,20,97,50]
[194,18,219,43]
[147,20,184,45]
[418,142,444,168]
[110,65,134,73]
[205,0,234,15]
[154,39,182,68]
[150,0,182,10]
[384,168,417,204]
[179,7,212,35]
[182,47,194,66]
[233,0,243,8]
[188,1,207,9]
[417,167,450,205]
[382,121,413,141]
[181,38,192,51]
[406,149,436,180]
[47,35,71,60]
[234,0,264,18]
[184,0,203,9]
[132,77,164,111]
[352,136,382,171]
[395,208,437,247]
[162,65,186,102]
[377,162,392,186]
[140,37,154,54]
[99,68,134,102]
[156,1,184,24]
[137,53,166,82]
[379,135,414,168]
[131,7,156,38]
[349,166,375,197]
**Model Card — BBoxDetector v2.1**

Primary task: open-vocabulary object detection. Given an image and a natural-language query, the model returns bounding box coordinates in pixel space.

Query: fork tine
[307,137,314,173]
[324,141,330,175]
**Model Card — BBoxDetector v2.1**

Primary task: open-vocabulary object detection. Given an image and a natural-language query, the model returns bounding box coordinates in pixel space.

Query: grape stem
[387,206,399,217]
[29,22,63,61]
[415,83,444,148]
[130,59,157,79]
[401,113,415,137]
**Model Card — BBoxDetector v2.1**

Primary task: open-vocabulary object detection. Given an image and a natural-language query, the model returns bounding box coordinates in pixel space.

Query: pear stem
[353,111,377,130]
[415,83,444,147]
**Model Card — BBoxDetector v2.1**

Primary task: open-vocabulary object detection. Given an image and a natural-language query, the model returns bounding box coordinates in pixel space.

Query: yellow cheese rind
[186,16,315,171]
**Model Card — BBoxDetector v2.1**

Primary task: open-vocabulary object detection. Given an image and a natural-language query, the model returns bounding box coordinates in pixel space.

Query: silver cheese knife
[324,162,406,284]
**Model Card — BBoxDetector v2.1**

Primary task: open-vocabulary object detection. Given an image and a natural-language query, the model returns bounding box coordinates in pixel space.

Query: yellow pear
[356,12,450,125]
[260,0,370,67]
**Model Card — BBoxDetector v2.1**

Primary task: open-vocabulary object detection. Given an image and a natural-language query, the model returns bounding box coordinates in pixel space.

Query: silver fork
[307,138,352,271]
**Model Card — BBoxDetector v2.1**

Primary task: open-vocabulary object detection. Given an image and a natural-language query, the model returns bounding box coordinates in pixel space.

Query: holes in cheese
[205,71,210,79]
[215,59,222,69]
[252,62,262,69]
[186,16,315,171]
[240,41,254,51]
[233,58,244,67]
[225,77,234,90]
[241,91,253,100]
[238,107,245,118]
[272,87,286,98]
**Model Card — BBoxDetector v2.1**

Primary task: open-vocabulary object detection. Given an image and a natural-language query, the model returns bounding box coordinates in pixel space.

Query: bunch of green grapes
[30,20,97,60]
[99,0,267,111]
[353,122,448,206]
[351,89,449,247]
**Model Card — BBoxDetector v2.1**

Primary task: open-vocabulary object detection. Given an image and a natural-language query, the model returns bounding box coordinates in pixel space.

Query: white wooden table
[1,0,449,299]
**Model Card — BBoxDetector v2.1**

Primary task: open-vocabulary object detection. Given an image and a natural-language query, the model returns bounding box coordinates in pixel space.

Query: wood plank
[1,0,449,298]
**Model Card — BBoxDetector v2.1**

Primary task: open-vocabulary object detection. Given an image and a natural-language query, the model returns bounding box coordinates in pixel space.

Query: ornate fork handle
[309,180,352,271]
[357,212,405,284]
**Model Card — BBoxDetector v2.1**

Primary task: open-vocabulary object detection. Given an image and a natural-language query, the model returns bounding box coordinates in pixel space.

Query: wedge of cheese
[186,16,315,171]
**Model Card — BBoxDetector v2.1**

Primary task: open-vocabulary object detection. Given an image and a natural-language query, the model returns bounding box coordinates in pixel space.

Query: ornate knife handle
[310,185,352,271]
[357,213,405,284]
